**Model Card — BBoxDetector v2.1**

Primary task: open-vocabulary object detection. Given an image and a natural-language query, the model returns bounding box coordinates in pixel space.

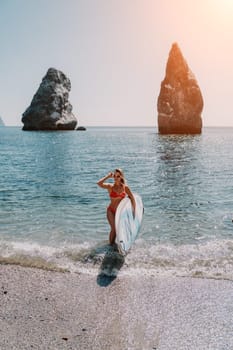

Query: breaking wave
[1,238,233,280]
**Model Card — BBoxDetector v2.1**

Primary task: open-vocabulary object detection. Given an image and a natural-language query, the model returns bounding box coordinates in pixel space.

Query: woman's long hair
[115,168,126,186]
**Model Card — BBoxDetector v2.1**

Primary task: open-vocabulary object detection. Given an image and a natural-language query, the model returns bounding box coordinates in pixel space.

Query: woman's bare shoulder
[125,185,133,195]
[125,185,130,191]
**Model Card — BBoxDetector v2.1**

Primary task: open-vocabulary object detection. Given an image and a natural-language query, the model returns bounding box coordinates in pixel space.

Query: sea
[0,126,233,279]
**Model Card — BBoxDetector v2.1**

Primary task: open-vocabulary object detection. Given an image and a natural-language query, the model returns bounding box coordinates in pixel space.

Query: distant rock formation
[76,126,86,131]
[157,43,203,134]
[22,68,78,131]
[0,116,5,126]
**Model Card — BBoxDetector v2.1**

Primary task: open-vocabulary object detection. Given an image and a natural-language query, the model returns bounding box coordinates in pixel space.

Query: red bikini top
[109,189,126,199]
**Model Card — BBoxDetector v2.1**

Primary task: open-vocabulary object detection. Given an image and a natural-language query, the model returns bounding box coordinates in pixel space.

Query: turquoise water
[0,126,233,278]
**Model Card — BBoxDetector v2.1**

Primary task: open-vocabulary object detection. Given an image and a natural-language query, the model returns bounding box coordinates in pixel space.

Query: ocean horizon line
[3,124,233,129]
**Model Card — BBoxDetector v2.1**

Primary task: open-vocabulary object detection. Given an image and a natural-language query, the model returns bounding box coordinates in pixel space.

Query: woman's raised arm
[97,172,113,189]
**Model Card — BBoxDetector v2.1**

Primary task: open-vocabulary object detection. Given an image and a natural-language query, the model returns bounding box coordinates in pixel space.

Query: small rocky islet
[21,68,78,131]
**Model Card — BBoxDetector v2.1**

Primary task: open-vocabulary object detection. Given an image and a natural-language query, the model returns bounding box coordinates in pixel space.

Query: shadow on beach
[96,246,125,287]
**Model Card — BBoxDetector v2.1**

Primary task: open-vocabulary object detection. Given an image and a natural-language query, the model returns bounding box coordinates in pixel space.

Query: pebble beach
[1,265,233,350]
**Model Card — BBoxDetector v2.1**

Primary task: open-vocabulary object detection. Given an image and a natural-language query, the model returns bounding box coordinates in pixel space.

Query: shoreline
[1,264,233,350]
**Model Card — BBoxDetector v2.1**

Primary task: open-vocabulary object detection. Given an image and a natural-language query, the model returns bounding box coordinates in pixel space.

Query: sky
[0,0,233,127]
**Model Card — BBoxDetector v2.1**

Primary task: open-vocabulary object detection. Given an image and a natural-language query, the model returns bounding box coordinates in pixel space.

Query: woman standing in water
[97,169,136,245]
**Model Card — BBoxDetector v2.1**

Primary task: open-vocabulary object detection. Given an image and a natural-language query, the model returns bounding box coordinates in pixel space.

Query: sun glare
[207,0,233,26]
[212,0,233,12]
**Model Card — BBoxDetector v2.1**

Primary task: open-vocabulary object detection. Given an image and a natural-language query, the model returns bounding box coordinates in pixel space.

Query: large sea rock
[0,116,5,126]
[22,68,77,131]
[157,43,203,134]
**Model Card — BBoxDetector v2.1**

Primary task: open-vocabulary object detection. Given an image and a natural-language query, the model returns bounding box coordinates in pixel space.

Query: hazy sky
[1,0,233,127]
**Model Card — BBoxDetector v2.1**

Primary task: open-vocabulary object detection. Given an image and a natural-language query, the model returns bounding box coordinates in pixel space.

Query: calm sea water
[0,126,233,279]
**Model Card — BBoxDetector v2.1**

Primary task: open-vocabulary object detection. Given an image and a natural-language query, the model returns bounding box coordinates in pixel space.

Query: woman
[97,169,136,245]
